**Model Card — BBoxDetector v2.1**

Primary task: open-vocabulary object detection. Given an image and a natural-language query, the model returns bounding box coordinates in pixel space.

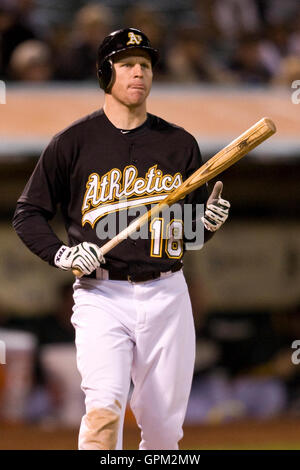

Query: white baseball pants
[71,270,195,450]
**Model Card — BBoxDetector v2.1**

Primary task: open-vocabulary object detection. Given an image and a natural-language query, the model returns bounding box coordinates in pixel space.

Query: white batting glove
[54,242,105,275]
[201,181,230,232]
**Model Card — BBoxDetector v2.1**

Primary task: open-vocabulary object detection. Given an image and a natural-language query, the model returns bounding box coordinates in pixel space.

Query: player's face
[110,49,153,107]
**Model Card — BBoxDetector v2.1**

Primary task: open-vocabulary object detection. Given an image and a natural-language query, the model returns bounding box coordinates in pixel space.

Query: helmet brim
[101,45,159,68]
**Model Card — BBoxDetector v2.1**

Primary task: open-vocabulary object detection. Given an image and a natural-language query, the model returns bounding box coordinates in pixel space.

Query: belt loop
[95,268,109,280]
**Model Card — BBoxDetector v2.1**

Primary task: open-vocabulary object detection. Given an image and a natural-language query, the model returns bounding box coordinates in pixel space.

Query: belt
[83,263,182,283]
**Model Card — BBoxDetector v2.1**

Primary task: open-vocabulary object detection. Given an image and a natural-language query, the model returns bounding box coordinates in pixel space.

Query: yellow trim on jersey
[82,193,169,228]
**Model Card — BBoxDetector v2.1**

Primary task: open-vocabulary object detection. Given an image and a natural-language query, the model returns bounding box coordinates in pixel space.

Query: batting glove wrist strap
[54,242,105,274]
[201,198,230,232]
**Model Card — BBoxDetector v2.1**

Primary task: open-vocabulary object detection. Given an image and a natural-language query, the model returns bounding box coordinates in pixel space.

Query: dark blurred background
[0,0,300,449]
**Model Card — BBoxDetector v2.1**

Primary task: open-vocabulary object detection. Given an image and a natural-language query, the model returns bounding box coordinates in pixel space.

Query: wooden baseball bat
[73,117,276,277]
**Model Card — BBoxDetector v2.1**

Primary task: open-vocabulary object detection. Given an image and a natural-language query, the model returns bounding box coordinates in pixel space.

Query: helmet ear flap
[97,59,113,91]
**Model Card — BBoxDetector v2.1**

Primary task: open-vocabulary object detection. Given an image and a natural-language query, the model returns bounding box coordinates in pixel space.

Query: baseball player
[13,28,230,450]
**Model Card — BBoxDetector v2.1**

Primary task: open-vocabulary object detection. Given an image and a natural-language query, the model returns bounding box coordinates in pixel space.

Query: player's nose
[132,63,143,77]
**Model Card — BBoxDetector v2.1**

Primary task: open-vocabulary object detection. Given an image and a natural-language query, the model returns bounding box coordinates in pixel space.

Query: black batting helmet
[96,28,159,91]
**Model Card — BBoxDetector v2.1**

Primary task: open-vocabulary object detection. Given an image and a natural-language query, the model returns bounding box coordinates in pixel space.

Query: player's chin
[127,87,148,104]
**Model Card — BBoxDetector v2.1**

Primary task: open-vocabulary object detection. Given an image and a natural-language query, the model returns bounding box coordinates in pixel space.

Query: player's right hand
[201,181,230,232]
[54,242,105,275]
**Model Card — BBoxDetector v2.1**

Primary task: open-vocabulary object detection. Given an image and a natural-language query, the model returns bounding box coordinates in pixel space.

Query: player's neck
[103,97,147,130]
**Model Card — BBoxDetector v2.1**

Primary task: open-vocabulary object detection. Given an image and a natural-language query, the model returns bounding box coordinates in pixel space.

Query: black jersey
[13,109,208,274]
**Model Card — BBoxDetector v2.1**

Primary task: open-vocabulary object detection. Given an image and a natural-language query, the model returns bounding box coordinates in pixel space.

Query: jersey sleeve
[18,135,69,214]
[12,202,65,265]
[13,135,70,265]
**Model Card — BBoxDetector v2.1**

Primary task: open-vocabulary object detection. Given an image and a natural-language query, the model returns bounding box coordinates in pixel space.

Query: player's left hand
[54,242,105,275]
[201,181,230,232]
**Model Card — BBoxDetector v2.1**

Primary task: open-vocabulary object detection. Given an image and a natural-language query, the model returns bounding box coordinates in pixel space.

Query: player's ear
[97,59,115,94]
[105,60,116,94]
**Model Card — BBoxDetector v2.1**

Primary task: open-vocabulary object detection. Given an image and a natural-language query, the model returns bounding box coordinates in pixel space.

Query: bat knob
[72,268,84,278]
